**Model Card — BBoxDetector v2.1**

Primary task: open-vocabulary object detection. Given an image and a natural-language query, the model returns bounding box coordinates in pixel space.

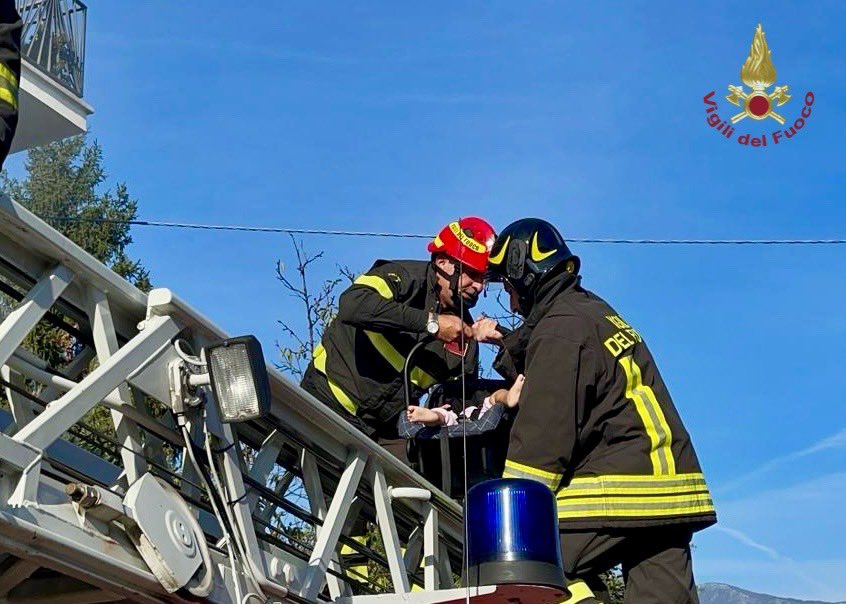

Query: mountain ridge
[699,582,845,604]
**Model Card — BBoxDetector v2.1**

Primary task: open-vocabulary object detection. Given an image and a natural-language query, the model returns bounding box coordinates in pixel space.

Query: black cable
[0,378,423,596]
[41,215,846,246]
[0,375,207,493]
[0,274,95,349]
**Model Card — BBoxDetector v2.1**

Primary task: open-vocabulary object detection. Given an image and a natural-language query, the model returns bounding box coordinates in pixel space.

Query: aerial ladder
[0,196,568,604]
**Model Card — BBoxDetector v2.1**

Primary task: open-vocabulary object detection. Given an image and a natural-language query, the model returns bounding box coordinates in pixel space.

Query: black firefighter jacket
[0,0,21,169]
[303,259,479,435]
[500,274,716,531]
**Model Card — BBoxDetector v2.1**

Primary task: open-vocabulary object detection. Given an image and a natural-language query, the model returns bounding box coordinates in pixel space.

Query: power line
[43,216,846,246]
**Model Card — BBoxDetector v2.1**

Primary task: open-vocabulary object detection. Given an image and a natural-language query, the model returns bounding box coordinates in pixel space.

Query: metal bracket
[0,432,44,507]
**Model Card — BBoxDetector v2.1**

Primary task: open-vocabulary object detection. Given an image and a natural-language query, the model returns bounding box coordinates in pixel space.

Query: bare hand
[506,374,525,408]
[437,314,474,343]
[491,374,525,409]
[472,317,503,344]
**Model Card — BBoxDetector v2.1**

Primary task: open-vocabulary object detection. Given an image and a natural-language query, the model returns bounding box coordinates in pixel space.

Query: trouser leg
[622,529,698,604]
[559,530,627,604]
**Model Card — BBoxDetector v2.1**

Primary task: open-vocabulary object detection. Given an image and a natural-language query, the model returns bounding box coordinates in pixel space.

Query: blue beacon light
[465,478,566,589]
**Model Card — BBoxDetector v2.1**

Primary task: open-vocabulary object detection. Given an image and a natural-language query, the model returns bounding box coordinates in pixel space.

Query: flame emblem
[725,24,791,124]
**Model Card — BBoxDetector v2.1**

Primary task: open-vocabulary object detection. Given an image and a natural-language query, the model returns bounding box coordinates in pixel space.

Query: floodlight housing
[205,335,270,423]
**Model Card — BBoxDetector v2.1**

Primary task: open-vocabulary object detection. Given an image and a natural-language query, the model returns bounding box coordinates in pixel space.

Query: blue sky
[8,1,846,600]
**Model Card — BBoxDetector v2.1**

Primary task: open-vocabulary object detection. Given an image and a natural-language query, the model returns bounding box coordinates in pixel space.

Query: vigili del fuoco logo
[703,24,814,147]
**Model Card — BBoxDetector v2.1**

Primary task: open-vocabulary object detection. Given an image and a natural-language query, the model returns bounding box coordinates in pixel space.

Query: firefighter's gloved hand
[436,314,473,343]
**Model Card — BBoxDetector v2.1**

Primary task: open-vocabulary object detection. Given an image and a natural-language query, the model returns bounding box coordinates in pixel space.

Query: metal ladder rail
[0,196,469,603]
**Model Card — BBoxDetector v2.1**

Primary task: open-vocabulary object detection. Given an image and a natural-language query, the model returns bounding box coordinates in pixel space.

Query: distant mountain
[699,583,845,604]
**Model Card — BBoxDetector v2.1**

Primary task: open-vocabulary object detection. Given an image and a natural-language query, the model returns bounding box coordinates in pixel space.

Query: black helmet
[487,218,580,312]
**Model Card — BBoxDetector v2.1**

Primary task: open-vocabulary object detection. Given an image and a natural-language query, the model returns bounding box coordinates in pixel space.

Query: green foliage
[602,566,626,603]
[2,134,151,291]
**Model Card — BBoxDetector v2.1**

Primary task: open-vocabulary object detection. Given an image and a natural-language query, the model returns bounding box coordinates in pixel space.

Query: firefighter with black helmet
[487,218,716,603]
[301,217,497,463]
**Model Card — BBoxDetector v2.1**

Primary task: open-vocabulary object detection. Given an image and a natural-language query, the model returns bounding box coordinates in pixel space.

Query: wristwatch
[426,312,440,335]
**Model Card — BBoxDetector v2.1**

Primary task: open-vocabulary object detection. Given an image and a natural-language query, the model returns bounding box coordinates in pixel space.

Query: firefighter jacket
[303,259,479,433]
[0,0,21,169]
[502,274,716,531]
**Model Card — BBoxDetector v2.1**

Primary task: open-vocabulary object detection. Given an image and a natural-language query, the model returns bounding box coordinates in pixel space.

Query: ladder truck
[0,196,568,604]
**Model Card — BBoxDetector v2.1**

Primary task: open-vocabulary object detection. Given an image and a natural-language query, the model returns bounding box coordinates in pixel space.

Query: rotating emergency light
[464,478,566,589]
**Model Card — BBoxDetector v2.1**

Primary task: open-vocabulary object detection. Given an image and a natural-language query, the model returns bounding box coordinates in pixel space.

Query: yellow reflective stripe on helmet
[530,232,557,262]
[354,274,394,299]
[503,459,563,490]
[488,236,509,266]
[561,579,595,603]
[313,344,359,415]
[619,355,675,475]
[363,331,437,389]
[557,473,709,498]
[556,492,715,518]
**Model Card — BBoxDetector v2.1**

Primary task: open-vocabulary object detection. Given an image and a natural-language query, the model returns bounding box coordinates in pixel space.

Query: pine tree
[2,134,150,290]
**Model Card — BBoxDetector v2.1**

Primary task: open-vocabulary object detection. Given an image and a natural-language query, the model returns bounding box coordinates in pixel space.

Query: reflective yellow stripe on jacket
[555,473,715,519]
[619,355,675,475]
[502,459,563,491]
[355,274,437,389]
[561,580,595,603]
[503,464,714,520]
[354,274,394,299]
[0,63,18,110]
[364,331,437,389]
[313,344,358,415]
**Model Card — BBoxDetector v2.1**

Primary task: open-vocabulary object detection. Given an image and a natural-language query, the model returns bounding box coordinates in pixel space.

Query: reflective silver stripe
[557,473,709,498]
[557,492,715,517]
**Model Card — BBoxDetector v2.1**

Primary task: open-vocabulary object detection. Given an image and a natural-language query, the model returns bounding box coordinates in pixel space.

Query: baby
[407,374,525,427]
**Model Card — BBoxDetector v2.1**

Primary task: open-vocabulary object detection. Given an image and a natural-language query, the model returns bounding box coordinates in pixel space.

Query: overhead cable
[44,216,846,245]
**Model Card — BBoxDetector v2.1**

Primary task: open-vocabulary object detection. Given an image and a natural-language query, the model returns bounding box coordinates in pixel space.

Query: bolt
[65,483,83,502]
[172,518,193,547]
[65,483,99,507]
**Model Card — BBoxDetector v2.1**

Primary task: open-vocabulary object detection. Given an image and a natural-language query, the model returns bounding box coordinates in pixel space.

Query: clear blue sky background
[8,2,846,600]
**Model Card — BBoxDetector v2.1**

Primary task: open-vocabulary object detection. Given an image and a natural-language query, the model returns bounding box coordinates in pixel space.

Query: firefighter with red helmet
[301,217,497,462]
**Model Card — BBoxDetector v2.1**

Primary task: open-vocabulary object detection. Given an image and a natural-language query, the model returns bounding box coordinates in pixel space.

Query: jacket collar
[493,272,579,380]
[525,272,579,328]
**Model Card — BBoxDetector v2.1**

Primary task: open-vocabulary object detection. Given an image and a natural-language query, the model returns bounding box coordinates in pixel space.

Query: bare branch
[492,290,522,329]
[338,265,357,283]
[277,320,306,348]
[275,238,359,379]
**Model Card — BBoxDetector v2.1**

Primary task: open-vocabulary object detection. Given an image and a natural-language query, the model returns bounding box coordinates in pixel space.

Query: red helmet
[427,217,496,273]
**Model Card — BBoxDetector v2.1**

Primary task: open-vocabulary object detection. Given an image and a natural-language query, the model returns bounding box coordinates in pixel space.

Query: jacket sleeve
[503,318,594,491]
[336,261,429,333]
[0,0,21,170]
